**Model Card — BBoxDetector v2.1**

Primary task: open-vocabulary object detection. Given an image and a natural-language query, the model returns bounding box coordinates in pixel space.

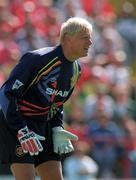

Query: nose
[89,38,92,46]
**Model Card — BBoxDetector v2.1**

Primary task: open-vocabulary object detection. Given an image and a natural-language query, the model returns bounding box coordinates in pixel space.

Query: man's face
[69,30,92,59]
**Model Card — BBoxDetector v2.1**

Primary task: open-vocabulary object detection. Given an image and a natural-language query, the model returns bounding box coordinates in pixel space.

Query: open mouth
[84,47,89,51]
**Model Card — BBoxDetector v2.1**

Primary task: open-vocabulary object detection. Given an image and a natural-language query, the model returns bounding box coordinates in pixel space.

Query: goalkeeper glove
[52,126,78,154]
[17,126,45,156]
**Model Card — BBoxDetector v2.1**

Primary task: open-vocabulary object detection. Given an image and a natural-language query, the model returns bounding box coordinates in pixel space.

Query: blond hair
[60,17,93,43]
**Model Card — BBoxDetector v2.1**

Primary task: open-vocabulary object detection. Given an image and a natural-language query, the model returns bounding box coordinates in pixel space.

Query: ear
[64,34,72,42]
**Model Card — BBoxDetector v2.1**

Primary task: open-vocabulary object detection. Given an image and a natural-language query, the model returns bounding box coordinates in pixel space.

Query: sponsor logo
[46,88,69,97]
[12,80,24,90]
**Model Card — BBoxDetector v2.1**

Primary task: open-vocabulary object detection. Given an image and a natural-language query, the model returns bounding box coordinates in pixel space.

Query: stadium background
[0,0,136,179]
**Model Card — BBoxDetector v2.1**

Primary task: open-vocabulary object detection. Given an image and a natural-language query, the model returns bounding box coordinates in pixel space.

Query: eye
[82,36,90,40]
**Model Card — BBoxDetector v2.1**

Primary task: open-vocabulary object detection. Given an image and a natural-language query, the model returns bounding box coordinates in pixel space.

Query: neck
[61,44,77,62]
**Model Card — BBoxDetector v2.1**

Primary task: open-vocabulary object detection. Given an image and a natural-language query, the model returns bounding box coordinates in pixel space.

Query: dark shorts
[0,111,61,167]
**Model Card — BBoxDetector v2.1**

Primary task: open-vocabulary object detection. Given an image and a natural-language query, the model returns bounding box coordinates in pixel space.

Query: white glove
[17,126,45,156]
[52,126,78,154]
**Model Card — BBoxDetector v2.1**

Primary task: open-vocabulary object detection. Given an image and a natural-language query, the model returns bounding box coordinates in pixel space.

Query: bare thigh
[36,160,63,180]
[10,163,36,180]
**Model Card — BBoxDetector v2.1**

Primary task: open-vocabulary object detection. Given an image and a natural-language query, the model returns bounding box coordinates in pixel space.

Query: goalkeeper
[0,17,93,180]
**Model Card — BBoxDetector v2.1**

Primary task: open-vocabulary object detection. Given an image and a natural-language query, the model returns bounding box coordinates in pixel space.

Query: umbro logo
[12,80,24,90]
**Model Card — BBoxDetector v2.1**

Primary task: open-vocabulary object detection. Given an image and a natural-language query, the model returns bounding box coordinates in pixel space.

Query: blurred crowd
[0,0,136,179]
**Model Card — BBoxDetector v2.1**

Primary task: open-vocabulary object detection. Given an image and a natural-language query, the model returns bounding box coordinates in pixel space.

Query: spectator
[63,141,99,180]
[87,109,124,178]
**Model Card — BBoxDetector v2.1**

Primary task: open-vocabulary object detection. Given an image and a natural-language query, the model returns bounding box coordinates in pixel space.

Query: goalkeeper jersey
[0,45,81,131]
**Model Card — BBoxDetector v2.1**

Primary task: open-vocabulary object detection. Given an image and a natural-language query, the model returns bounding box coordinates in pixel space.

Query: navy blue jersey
[0,45,81,131]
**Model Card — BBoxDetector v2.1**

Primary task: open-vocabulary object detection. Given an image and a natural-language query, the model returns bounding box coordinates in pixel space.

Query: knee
[11,163,36,180]
[22,171,35,180]
[13,171,35,180]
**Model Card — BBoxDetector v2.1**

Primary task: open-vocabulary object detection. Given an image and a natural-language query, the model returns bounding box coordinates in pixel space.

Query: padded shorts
[0,110,61,167]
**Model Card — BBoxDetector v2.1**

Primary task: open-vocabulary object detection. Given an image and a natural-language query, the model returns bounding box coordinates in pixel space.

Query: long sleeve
[0,53,38,131]
[49,106,63,128]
